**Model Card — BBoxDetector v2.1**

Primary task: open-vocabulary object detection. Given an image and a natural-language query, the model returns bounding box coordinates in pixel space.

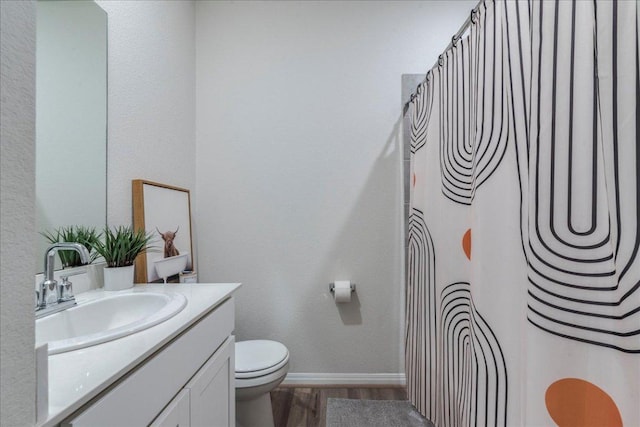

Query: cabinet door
[150,389,190,427]
[186,336,235,427]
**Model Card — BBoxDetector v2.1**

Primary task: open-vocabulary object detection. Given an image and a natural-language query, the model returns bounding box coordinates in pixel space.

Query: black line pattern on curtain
[406,213,509,426]
[511,0,640,352]
[406,64,437,419]
[470,0,510,197]
[439,282,508,427]
[440,37,474,205]
[439,0,509,206]
[406,209,438,420]
[411,74,435,154]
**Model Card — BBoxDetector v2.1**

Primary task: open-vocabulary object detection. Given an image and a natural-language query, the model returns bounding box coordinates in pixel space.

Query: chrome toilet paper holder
[329,282,356,293]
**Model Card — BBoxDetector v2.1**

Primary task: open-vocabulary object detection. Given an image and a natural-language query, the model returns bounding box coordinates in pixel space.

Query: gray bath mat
[326,398,434,427]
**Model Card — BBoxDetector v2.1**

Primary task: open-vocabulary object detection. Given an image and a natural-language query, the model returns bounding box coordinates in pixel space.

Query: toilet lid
[235,340,289,379]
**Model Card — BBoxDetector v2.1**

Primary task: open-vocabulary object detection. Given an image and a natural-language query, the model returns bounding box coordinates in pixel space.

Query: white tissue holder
[329,282,356,293]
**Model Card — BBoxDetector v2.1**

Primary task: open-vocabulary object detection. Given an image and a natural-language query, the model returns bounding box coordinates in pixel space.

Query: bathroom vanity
[37,283,240,427]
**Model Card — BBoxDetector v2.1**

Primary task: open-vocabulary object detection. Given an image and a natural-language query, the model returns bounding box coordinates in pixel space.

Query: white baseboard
[282,373,406,386]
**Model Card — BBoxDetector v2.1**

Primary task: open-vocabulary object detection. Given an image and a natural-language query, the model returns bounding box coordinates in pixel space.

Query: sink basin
[36,291,187,355]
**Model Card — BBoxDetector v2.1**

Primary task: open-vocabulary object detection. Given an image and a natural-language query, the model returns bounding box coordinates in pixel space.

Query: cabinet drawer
[63,298,234,426]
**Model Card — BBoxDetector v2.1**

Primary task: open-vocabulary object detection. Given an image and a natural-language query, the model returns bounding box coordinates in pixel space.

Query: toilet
[235,340,290,427]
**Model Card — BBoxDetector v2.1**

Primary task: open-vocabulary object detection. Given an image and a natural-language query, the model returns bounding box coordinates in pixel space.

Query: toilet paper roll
[333,280,352,303]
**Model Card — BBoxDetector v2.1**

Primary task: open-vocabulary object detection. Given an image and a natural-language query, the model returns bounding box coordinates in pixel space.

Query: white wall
[195,0,476,374]
[0,1,37,424]
[95,0,196,227]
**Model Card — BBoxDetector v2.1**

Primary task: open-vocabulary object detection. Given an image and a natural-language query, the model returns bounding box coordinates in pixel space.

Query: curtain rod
[403,0,483,115]
[428,4,480,72]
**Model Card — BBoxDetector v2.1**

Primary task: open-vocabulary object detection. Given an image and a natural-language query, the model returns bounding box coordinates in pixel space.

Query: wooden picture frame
[132,180,194,283]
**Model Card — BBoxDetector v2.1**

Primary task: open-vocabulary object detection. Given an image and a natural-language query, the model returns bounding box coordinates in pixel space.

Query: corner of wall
[1,1,37,425]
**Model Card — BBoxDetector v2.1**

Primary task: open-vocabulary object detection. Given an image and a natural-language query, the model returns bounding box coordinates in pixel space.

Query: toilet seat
[235,340,289,380]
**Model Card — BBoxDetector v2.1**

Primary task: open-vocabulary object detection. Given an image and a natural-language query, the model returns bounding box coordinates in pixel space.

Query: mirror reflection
[35,0,107,273]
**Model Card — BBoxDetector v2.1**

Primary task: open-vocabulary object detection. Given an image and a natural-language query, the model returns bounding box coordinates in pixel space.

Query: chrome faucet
[36,243,90,318]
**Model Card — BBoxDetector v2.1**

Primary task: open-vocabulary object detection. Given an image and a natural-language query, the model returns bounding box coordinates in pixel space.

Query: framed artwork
[132,180,194,283]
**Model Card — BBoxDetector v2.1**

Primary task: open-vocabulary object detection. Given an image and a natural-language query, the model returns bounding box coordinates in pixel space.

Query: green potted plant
[41,226,101,268]
[93,225,154,291]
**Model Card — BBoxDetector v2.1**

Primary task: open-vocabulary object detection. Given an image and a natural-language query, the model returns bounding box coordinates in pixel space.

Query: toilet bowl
[235,340,289,427]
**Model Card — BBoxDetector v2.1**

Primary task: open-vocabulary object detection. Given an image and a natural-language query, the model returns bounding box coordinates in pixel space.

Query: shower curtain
[405,0,639,425]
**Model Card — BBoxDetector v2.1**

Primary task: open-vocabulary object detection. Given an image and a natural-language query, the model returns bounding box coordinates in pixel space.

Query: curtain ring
[470,8,477,24]
[438,54,444,67]
[451,35,458,47]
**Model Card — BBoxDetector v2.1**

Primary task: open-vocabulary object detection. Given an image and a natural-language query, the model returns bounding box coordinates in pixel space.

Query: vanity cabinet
[62,298,235,427]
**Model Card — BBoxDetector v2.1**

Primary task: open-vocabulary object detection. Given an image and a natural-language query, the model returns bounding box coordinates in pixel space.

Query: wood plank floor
[270,386,407,427]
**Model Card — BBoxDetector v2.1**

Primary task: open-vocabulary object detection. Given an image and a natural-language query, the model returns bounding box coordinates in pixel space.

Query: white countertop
[37,282,241,427]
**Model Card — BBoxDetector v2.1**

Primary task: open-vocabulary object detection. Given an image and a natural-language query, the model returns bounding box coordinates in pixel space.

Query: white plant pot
[103,265,135,291]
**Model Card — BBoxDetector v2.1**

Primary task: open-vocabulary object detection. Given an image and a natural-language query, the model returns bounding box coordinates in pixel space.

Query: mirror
[35,0,107,272]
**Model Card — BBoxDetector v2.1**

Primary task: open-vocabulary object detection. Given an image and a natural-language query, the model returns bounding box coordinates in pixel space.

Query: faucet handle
[42,279,59,306]
[59,276,75,302]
